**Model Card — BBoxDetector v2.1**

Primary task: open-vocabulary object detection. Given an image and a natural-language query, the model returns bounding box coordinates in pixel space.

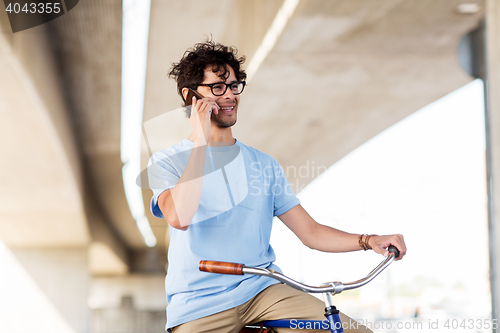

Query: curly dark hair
[169,40,247,103]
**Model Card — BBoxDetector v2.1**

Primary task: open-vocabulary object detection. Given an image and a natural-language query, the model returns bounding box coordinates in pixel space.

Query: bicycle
[199,246,400,333]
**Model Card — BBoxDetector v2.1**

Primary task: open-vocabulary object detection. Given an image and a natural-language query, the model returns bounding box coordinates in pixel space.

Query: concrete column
[89,274,167,333]
[486,0,500,330]
[0,244,90,333]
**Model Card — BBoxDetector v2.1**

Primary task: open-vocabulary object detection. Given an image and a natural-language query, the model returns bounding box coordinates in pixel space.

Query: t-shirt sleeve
[272,159,300,217]
[148,151,181,218]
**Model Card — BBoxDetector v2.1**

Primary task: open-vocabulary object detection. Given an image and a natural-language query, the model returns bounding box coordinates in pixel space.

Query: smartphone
[184,88,204,106]
[184,88,213,115]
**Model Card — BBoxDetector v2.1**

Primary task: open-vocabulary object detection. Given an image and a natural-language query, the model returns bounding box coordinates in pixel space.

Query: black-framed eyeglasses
[197,81,246,96]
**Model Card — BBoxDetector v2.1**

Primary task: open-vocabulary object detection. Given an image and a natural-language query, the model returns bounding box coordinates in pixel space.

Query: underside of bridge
[0,1,495,332]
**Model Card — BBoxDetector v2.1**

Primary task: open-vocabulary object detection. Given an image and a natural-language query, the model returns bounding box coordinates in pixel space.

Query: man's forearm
[305,224,361,252]
[162,141,207,229]
[306,223,406,259]
[279,205,406,259]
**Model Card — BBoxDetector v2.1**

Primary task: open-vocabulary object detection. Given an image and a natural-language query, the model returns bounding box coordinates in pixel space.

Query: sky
[270,79,491,321]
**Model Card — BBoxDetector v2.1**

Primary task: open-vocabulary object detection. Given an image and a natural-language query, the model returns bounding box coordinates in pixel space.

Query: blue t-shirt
[148,139,300,329]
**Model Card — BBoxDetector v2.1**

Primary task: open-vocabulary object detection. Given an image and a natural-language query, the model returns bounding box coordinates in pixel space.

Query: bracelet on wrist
[358,234,378,251]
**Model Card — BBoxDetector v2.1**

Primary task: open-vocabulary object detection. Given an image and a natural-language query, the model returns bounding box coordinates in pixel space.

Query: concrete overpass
[0,0,498,332]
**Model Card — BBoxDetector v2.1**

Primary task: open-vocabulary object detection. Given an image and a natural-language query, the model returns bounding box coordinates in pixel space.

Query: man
[149,41,407,333]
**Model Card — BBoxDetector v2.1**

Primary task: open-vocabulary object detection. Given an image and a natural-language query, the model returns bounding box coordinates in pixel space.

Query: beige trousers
[171,284,372,333]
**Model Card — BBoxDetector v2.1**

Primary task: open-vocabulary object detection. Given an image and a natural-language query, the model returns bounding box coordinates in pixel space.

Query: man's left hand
[368,234,406,260]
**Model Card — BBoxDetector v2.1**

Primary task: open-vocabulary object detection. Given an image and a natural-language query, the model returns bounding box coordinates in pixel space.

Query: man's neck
[210,127,234,145]
[188,128,235,146]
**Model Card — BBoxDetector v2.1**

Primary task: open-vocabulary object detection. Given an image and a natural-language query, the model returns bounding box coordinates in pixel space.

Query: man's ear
[181,87,189,102]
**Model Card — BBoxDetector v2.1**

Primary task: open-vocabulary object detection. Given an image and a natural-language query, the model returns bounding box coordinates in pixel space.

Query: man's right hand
[190,96,219,145]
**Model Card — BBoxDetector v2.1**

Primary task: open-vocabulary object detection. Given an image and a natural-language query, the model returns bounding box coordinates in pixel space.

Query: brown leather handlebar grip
[199,260,245,275]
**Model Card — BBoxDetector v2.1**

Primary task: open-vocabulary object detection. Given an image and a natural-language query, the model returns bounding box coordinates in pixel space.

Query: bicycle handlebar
[388,245,400,258]
[199,246,400,295]
[199,260,244,275]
